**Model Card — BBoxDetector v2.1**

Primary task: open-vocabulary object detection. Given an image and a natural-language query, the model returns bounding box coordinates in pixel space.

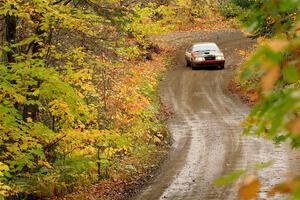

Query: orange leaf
[288,117,300,136]
[249,91,259,102]
[268,39,289,53]
[296,28,300,37]
[239,175,261,200]
[261,66,280,94]
[268,179,300,197]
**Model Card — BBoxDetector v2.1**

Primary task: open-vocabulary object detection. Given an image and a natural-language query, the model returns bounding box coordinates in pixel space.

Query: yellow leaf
[239,50,246,56]
[239,175,261,200]
[0,162,9,172]
[38,160,53,169]
[26,117,33,123]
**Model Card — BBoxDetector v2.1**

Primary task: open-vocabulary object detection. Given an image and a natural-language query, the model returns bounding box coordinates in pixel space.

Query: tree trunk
[23,17,45,122]
[3,13,17,63]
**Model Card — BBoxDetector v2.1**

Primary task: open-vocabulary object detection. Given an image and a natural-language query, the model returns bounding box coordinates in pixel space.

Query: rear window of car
[192,44,219,52]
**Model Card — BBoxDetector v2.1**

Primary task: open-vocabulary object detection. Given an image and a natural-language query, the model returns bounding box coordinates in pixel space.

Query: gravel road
[134,30,300,200]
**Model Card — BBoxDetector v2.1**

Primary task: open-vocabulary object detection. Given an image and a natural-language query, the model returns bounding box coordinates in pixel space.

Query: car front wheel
[191,62,196,70]
[186,60,191,67]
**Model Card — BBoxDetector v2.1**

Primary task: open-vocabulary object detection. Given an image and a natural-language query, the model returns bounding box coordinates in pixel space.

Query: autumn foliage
[218,0,300,199]
[0,0,178,198]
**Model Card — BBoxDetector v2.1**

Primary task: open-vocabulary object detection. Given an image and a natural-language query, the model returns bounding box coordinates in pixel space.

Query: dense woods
[1,0,300,199]
[1,0,230,198]
[0,0,178,198]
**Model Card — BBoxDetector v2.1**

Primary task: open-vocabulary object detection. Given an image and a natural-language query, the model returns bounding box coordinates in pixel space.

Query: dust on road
[135,30,300,200]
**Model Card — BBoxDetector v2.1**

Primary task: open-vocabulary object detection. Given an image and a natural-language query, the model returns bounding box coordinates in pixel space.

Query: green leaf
[283,65,300,83]
[253,161,273,170]
[214,169,246,186]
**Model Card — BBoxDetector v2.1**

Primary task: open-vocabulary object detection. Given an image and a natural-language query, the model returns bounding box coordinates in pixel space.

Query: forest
[1,0,300,199]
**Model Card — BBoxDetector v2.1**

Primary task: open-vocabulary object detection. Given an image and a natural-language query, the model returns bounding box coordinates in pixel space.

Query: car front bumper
[192,60,225,67]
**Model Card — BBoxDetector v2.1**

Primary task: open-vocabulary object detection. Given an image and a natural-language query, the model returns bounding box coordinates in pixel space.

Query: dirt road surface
[134,30,300,200]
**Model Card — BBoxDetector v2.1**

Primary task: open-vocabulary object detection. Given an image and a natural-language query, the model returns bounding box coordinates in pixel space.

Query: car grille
[205,56,215,61]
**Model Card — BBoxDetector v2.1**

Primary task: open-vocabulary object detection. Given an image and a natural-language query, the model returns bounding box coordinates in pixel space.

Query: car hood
[194,51,223,56]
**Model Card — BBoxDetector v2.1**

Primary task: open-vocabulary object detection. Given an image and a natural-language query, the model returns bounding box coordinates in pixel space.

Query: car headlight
[216,56,225,60]
[195,57,205,61]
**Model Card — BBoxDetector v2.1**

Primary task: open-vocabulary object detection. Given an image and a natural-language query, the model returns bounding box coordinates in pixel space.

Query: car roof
[193,42,218,47]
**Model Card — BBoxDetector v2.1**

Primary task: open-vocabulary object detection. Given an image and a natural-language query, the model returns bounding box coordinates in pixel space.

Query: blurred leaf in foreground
[239,175,261,200]
[214,169,246,186]
[268,178,300,198]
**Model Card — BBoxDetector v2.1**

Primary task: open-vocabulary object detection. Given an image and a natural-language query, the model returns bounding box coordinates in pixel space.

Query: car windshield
[192,44,219,52]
